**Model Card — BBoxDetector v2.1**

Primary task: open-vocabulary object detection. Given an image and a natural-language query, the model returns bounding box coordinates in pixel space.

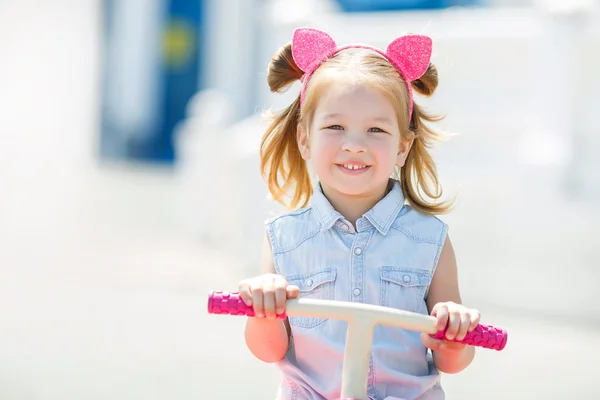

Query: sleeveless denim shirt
[265,179,448,400]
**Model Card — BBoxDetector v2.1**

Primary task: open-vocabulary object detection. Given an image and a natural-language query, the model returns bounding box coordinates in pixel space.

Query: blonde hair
[260,41,453,215]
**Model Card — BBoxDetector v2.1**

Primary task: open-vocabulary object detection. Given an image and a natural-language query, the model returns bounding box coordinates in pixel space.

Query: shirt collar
[310,179,405,234]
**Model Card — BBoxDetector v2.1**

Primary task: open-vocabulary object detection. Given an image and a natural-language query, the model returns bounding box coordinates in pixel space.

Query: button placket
[350,231,370,304]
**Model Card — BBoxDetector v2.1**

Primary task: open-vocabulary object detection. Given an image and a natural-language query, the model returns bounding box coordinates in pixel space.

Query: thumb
[286,285,300,298]
[420,332,446,351]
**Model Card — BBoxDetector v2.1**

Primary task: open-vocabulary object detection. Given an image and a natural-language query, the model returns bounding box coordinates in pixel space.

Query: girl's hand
[420,301,481,352]
[238,273,300,319]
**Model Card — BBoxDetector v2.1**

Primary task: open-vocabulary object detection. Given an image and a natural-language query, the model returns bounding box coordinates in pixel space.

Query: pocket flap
[287,268,336,292]
[380,267,431,287]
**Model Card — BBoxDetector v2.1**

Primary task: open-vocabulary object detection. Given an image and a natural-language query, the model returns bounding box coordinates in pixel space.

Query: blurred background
[0,0,599,398]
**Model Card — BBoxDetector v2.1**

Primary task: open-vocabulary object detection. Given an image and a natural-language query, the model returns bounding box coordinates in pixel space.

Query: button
[306,279,313,287]
[402,275,411,283]
[354,247,362,255]
[341,224,349,231]
[353,288,361,296]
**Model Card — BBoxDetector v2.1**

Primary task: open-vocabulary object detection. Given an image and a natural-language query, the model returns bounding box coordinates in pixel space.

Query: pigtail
[411,63,438,97]
[401,63,454,215]
[260,43,312,210]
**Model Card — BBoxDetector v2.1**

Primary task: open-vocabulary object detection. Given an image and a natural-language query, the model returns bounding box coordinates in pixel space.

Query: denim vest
[265,179,448,400]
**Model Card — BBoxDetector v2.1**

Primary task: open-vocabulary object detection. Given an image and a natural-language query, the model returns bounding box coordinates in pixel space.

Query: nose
[341,132,366,153]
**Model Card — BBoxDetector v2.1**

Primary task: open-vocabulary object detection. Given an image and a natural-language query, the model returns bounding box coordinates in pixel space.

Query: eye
[326,125,344,130]
[368,127,387,133]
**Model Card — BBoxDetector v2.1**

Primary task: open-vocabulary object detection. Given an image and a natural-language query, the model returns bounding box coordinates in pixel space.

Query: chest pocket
[286,268,336,329]
[380,267,431,314]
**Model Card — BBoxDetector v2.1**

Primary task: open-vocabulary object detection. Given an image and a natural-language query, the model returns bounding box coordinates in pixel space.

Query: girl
[238,28,480,400]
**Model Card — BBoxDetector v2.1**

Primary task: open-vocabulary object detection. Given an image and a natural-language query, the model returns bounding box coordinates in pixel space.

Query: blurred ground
[0,1,598,399]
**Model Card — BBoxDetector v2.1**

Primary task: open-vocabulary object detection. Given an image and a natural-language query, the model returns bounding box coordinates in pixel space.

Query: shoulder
[264,206,321,254]
[390,205,448,247]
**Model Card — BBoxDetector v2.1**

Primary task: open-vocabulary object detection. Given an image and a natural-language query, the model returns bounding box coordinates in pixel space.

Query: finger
[445,309,461,340]
[251,286,265,318]
[433,303,449,331]
[420,332,446,351]
[468,309,481,332]
[238,281,253,306]
[273,277,288,315]
[286,285,300,299]
[455,312,471,341]
[262,279,277,319]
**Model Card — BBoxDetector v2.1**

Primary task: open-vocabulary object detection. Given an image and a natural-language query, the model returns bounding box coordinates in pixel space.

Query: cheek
[310,134,340,159]
[371,138,399,160]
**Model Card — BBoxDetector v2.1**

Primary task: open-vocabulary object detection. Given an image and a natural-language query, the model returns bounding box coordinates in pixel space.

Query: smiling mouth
[337,164,371,173]
[343,164,368,170]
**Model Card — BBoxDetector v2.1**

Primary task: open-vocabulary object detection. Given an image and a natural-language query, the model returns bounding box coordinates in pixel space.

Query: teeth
[343,164,366,170]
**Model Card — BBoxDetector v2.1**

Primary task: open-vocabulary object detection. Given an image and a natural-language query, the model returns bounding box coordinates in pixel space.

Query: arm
[243,231,294,363]
[424,235,478,374]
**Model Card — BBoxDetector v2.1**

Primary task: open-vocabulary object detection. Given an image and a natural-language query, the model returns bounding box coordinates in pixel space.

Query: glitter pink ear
[291,27,433,120]
[292,28,338,75]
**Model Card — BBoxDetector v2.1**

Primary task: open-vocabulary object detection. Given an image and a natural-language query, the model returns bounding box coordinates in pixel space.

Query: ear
[297,123,311,160]
[385,34,432,82]
[292,28,337,72]
[396,136,414,167]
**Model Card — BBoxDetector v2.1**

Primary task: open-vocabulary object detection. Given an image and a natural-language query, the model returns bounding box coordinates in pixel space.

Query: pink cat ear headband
[291,27,433,120]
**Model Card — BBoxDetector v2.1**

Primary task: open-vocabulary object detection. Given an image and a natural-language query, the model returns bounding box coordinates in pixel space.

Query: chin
[328,181,377,197]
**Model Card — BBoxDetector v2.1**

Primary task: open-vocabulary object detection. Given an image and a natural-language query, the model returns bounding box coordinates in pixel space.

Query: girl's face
[298,83,412,201]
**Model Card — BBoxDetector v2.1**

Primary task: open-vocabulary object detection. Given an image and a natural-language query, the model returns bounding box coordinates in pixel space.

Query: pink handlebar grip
[207,290,286,319]
[431,324,507,351]
[207,291,507,350]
